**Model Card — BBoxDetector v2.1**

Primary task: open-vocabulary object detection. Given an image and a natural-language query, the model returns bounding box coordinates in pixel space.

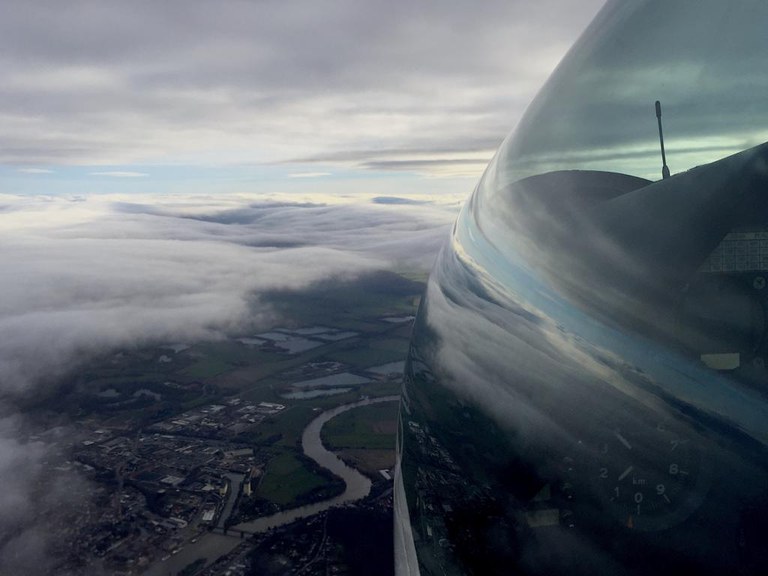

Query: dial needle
[618,466,634,481]
[614,431,632,450]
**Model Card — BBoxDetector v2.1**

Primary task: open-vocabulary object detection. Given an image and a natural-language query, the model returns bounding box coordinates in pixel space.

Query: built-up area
[38,301,415,575]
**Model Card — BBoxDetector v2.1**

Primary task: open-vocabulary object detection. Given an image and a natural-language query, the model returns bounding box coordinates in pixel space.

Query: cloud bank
[0,193,455,572]
[0,194,454,392]
[0,0,604,172]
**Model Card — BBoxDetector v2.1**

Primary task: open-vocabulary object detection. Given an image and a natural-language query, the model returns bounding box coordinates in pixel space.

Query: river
[230,394,398,533]
[217,473,245,530]
[143,395,399,575]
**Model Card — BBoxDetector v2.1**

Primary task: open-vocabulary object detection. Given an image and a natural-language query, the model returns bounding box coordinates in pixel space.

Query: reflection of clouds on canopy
[422,236,649,447]
[447,147,768,445]
[400,2,768,573]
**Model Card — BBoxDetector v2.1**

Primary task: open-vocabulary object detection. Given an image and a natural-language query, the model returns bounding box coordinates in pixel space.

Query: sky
[1,0,603,198]
[0,1,606,573]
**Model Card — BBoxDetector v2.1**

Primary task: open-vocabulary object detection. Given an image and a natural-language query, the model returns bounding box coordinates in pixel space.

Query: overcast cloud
[0,0,603,174]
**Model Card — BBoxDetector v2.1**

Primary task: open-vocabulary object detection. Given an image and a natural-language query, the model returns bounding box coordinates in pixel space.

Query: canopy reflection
[396,1,768,575]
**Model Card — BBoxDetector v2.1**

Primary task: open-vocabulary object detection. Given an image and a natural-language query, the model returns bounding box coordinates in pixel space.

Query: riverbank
[142,395,399,575]
[232,395,399,533]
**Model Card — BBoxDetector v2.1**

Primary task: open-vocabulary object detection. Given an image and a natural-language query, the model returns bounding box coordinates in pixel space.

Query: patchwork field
[322,401,399,451]
[257,451,336,507]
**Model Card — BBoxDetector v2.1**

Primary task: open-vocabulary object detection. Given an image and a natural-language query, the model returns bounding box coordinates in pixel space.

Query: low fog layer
[0,194,455,573]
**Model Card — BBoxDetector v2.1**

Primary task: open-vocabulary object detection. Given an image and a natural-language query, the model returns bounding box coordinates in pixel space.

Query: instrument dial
[595,422,707,531]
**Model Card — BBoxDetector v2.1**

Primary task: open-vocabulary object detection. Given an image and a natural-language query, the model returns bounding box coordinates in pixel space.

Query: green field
[257,451,333,506]
[359,381,402,398]
[239,404,316,447]
[322,401,400,450]
[262,271,424,328]
[180,356,232,379]
[326,337,409,368]
[177,341,280,382]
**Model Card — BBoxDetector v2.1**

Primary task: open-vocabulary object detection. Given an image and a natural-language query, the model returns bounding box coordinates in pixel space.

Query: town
[23,271,422,575]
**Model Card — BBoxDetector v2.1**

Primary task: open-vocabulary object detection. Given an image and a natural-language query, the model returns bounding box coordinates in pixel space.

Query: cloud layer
[0,194,454,392]
[0,0,604,172]
[0,193,455,571]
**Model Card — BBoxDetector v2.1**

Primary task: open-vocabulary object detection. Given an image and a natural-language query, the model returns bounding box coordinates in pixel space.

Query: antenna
[655,100,670,179]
